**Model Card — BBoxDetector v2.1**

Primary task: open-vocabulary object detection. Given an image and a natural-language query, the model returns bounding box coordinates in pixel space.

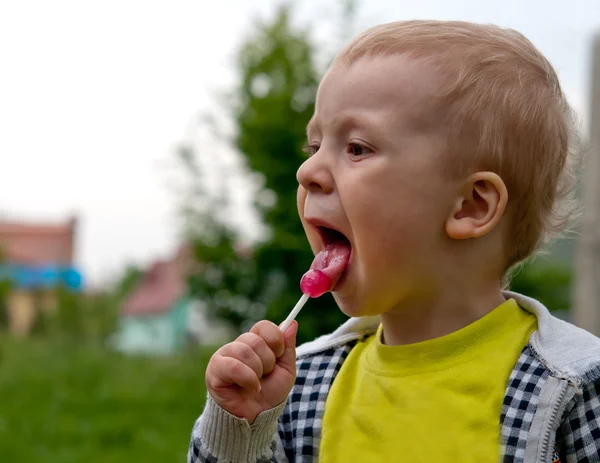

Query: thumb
[278,320,298,375]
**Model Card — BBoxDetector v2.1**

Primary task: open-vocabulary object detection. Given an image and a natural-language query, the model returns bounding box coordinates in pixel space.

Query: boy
[188,20,600,462]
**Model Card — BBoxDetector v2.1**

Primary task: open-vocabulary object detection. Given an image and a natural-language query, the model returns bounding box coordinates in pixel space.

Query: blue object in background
[0,264,83,291]
[62,268,83,290]
[40,266,59,288]
[14,265,37,289]
[0,265,10,281]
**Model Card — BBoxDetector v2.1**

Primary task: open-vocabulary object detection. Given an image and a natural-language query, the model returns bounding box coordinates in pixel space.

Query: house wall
[114,298,191,354]
[169,298,191,349]
[114,297,235,354]
[115,313,176,354]
[7,289,36,336]
[5,287,62,336]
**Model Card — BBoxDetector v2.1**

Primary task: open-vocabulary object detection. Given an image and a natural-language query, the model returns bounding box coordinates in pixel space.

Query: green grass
[0,335,215,462]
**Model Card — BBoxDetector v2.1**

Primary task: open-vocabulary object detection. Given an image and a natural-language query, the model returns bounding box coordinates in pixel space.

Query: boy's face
[297,55,461,317]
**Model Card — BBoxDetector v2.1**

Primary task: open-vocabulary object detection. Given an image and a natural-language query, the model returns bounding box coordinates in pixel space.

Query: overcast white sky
[1,0,599,287]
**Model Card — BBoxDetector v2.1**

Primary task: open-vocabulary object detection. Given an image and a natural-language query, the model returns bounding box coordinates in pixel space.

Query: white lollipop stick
[280,293,309,332]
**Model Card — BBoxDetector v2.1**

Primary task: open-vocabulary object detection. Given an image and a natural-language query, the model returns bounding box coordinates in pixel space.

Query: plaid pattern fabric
[559,381,600,462]
[187,435,278,463]
[187,414,282,463]
[189,340,600,462]
[500,345,551,462]
[187,421,209,463]
[277,342,356,461]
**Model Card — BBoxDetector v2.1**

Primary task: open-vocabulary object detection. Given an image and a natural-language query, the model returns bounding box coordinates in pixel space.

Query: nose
[296,151,335,194]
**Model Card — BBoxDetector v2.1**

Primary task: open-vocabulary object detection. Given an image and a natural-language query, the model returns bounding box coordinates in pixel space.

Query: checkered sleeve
[187,395,287,463]
[277,344,356,460]
[559,380,600,463]
[500,346,550,462]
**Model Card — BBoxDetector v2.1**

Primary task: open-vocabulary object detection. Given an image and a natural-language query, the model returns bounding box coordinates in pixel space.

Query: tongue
[300,241,351,298]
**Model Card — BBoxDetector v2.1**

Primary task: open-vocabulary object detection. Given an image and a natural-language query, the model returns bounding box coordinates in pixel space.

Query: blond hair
[334,20,583,269]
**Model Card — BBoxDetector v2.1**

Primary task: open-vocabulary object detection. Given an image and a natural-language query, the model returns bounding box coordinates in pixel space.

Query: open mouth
[305,224,353,293]
[316,226,351,248]
[313,226,352,291]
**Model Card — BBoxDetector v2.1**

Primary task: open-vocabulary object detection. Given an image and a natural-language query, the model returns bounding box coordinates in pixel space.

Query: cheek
[342,176,442,266]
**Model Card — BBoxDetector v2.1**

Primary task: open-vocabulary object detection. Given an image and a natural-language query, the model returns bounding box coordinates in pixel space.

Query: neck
[380,275,506,346]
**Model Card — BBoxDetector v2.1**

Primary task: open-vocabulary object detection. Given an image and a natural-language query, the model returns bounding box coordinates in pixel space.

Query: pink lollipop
[280,241,350,332]
[300,269,332,298]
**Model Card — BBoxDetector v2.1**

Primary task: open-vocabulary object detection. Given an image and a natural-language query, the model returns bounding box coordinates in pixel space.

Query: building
[113,244,233,354]
[0,215,83,335]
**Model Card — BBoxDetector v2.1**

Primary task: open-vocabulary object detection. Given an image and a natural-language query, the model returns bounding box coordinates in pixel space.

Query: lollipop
[280,241,351,332]
[300,269,331,298]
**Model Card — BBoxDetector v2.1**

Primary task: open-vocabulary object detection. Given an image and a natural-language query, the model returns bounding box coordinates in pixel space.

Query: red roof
[0,216,77,266]
[120,242,246,317]
[121,245,189,317]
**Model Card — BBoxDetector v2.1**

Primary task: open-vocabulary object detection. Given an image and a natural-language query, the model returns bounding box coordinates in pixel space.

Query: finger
[211,355,261,393]
[219,341,264,378]
[250,320,285,358]
[236,332,276,375]
[278,320,298,376]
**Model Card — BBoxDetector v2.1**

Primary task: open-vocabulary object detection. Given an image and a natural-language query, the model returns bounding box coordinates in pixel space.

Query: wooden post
[574,33,600,336]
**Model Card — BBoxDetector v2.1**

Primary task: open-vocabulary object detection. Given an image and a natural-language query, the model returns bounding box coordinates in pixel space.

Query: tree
[91,265,143,342]
[174,142,263,334]
[177,4,351,343]
[508,258,573,312]
[0,247,9,330]
[234,4,349,343]
[54,285,85,339]
[0,280,10,330]
[113,265,143,301]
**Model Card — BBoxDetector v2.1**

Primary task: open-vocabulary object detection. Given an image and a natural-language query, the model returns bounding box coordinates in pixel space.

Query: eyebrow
[306,114,377,139]
[306,118,318,138]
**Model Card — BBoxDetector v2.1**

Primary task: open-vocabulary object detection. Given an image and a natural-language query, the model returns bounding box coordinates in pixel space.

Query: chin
[333,295,374,319]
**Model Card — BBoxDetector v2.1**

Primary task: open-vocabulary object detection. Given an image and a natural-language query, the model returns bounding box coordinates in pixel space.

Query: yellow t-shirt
[320,299,537,463]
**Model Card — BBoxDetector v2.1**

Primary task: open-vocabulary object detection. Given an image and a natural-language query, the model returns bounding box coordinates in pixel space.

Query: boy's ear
[446,172,508,240]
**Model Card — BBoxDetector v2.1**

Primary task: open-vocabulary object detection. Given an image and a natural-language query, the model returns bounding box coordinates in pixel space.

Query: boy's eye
[302,143,320,156]
[348,142,371,157]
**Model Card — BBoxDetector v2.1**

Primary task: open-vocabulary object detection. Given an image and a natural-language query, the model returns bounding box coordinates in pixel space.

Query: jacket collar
[297,291,600,384]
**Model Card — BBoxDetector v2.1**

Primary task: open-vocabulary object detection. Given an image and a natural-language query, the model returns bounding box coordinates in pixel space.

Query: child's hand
[205,320,298,423]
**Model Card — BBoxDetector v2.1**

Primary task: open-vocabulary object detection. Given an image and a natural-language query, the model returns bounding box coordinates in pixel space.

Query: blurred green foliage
[0,281,10,330]
[234,5,349,343]
[508,257,573,312]
[176,144,261,333]
[0,335,214,463]
[181,4,349,344]
[25,266,141,341]
[0,248,9,329]
[0,262,141,341]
